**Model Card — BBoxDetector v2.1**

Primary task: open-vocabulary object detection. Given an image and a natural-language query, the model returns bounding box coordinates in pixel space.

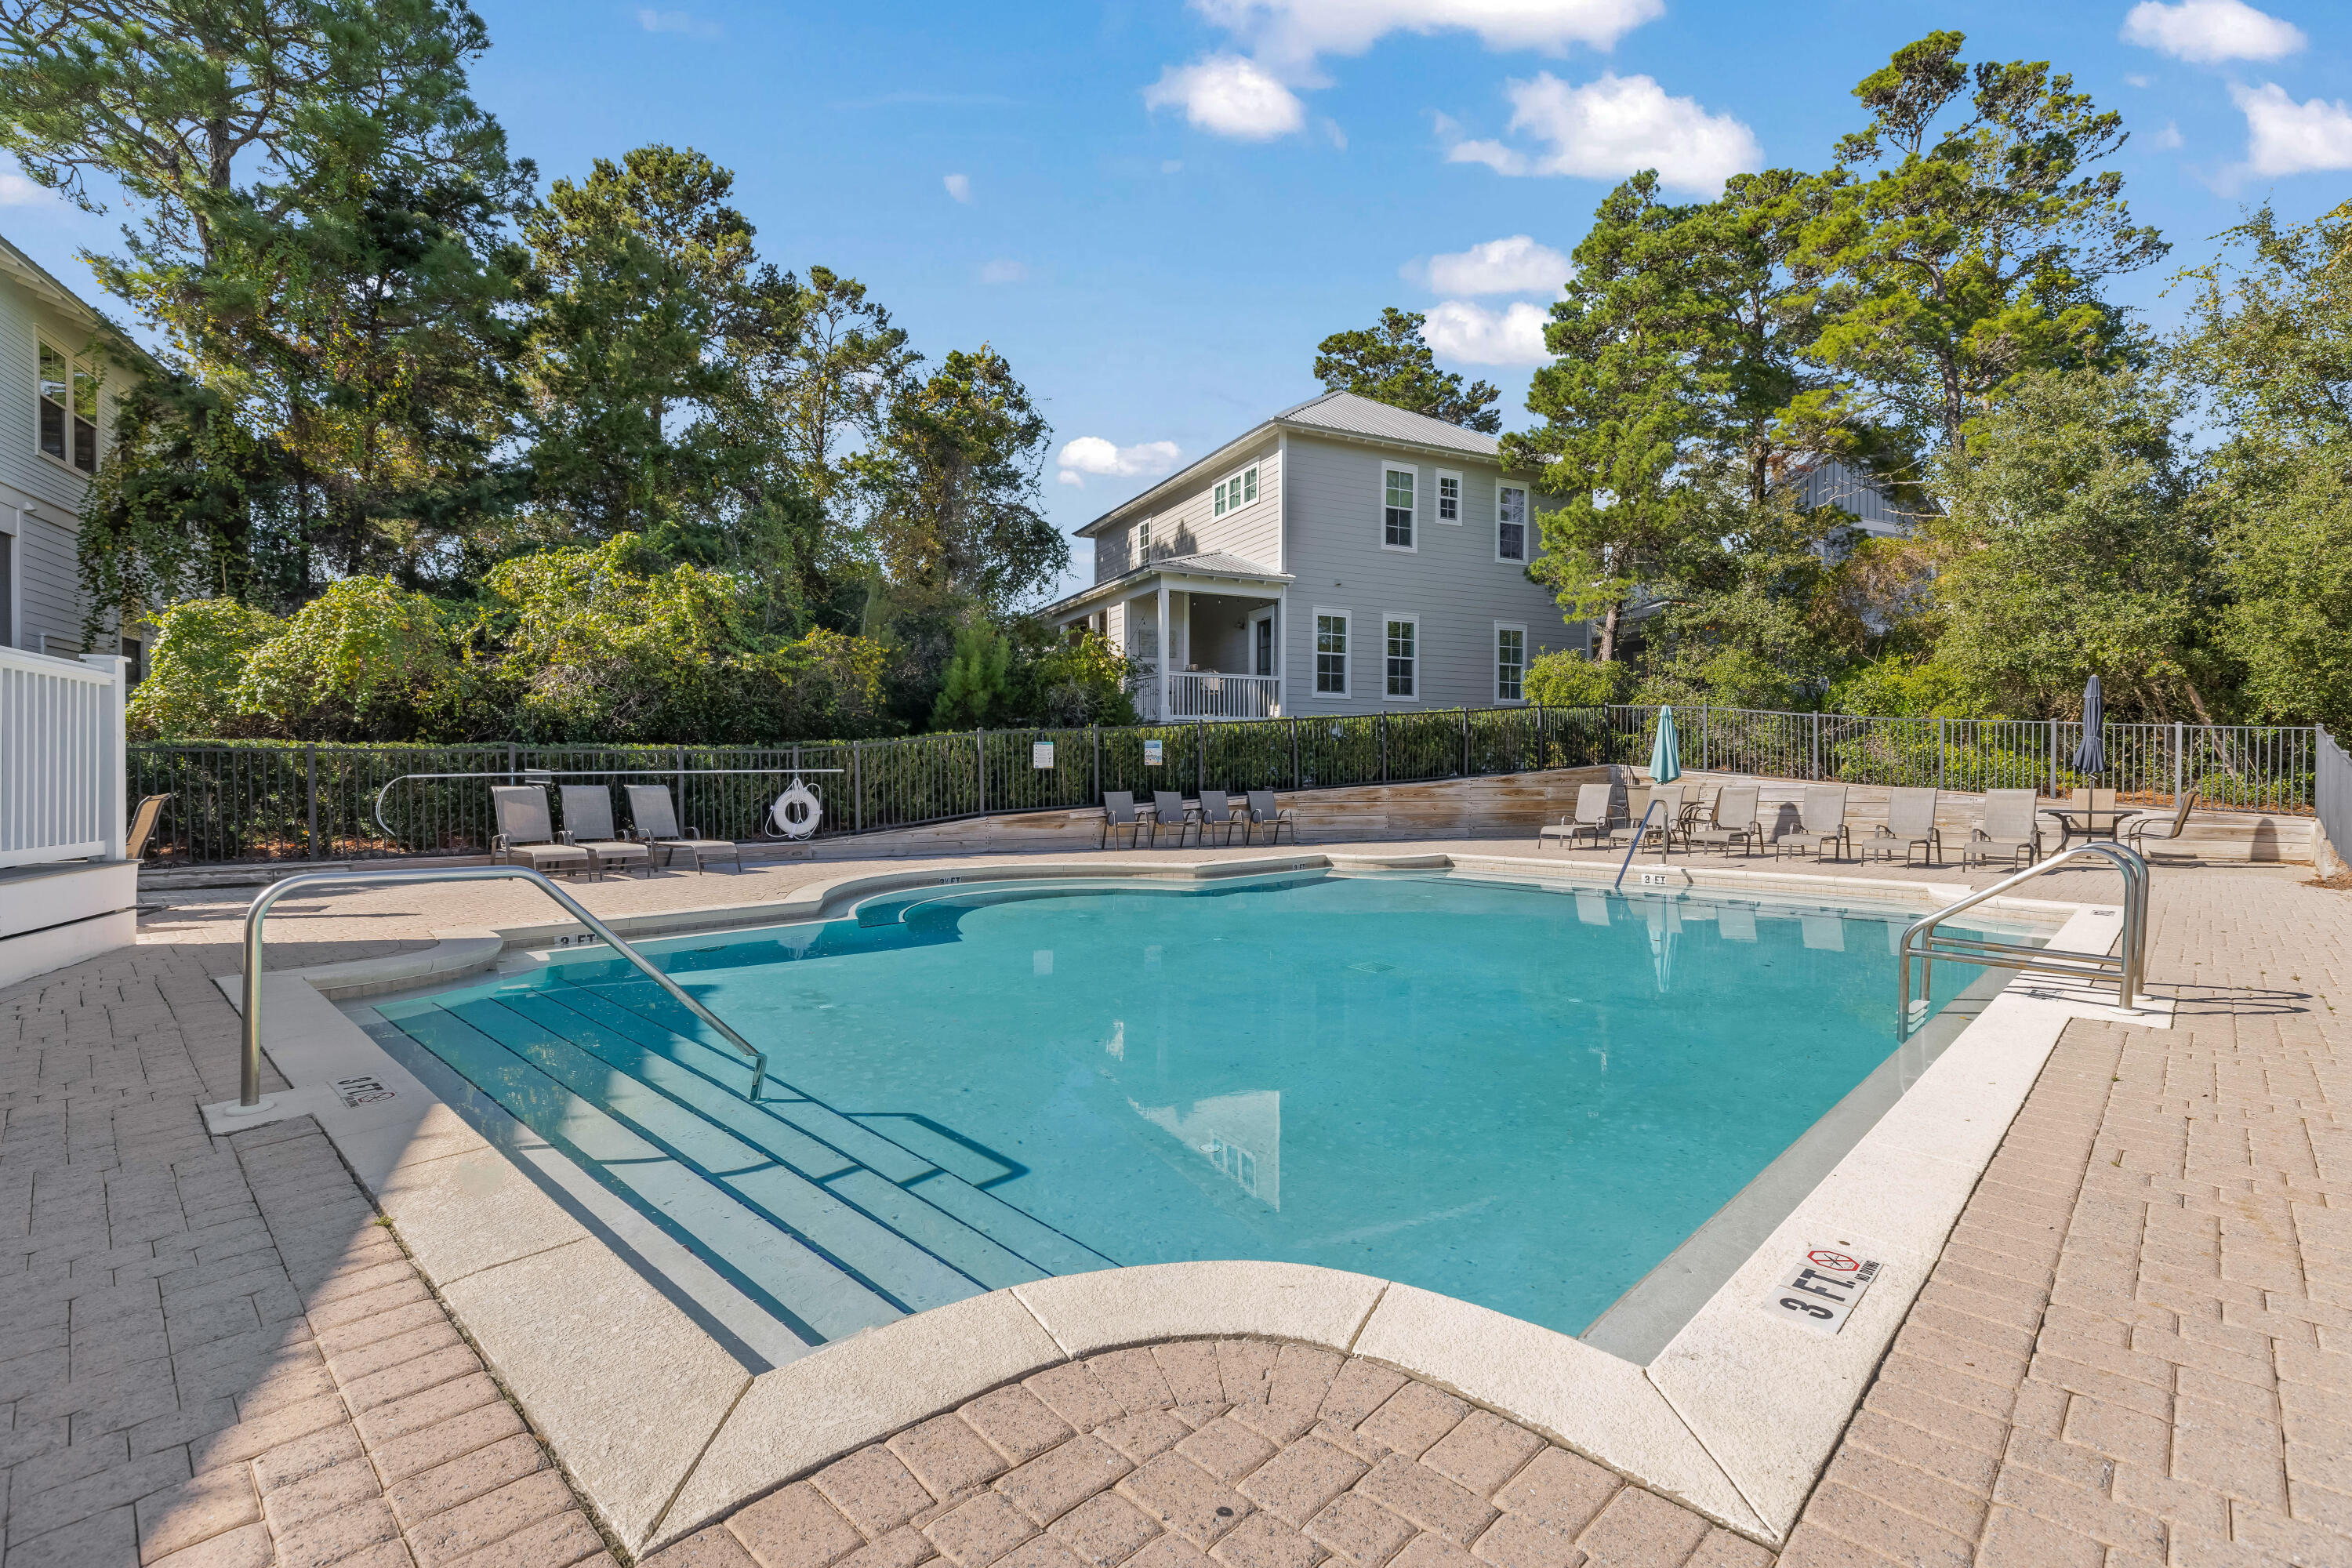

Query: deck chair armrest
[491,833,510,854]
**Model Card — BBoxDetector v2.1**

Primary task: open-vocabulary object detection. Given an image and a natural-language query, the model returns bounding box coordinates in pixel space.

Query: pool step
[541,973,1112,1276]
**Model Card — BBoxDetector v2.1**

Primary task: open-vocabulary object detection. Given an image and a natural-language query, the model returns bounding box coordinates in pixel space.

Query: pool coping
[207,851,2160,1555]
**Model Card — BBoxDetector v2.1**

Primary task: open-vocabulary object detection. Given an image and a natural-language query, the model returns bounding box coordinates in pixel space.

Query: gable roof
[1073,390,1512,537]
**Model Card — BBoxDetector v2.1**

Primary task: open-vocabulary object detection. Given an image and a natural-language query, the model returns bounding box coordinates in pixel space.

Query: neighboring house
[0,230,140,671]
[1041,391,1584,720]
[1788,456,1905,538]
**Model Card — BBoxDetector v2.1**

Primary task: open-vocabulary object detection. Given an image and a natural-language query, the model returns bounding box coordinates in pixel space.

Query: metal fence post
[1290,717,1301,789]
[1938,717,1947,792]
[1537,704,1548,770]
[2173,721,2183,805]
[1198,719,1207,797]
[1380,714,1389,782]
[853,741,863,832]
[976,729,985,815]
[1461,708,1471,776]
[506,743,516,784]
[1700,705,1709,772]
[306,745,321,859]
[2049,717,2059,796]
[1091,725,1101,804]
[1811,713,1820,779]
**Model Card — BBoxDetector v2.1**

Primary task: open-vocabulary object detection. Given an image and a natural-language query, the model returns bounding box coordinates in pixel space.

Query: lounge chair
[1965,789,2044,869]
[1243,790,1297,845]
[2071,786,2119,814]
[1609,783,1683,852]
[1196,792,1245,847]
[1148,790,1196,848]
[560,785,652,879]
[2121,790,2198,854]
[491,786,593,879]
[1683,783,1763,857]
[1539,783,1618,851]
[1100,790,1146,849]
[126,793,171,861]
[1870,787,1942,866]
[1774,785,1853,861]
[626,784,742,874]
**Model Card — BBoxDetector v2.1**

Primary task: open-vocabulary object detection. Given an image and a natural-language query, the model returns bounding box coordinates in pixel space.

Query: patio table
[2039,806,2136,850]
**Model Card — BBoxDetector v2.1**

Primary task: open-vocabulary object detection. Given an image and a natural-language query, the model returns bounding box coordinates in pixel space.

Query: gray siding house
[1041,392,1584,720]
[0,232,136,667]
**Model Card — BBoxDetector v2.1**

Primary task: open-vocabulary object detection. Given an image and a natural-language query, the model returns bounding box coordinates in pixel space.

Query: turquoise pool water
[368,870,1994,1345]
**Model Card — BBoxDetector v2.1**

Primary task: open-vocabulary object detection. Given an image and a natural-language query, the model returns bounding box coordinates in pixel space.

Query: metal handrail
[227,866,769,1113]
[1612,799,1669,890]
[1896,841,2150,1036]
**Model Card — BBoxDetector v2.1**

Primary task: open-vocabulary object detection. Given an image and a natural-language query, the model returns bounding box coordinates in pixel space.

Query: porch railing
[1169,672,1279,720]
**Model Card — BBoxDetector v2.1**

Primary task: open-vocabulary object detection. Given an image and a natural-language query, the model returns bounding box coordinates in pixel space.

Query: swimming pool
[365,869,2007,1348]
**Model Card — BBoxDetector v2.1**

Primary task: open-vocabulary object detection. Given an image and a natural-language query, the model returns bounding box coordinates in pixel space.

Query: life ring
[771,779,822,840]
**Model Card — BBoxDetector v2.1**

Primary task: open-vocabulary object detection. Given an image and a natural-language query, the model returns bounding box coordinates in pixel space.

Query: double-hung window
[1134,518,1152,564]
[37,342,99,474]
[1385,616,1418,699]
[1495,625,1526,702]
[1314,612,1349,695]
[1382,465,1415,550]
[1436,470,1462,523]
[1497,482,1529,563]
[1214,463,1258,517]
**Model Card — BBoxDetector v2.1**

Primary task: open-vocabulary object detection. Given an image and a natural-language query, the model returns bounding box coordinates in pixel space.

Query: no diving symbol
[1808,1250,1859,1272]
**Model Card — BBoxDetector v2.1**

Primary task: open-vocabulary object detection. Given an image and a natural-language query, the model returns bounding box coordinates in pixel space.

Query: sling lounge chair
[1539,783,1618,851]
[126,793,171,861]
[1244,790,1297,845]
[1871,787,1942,866]
[561,786,652,880]
[1683,782,1763,857]
[1100,791,1146,849]
[2122,790,2198,855]
[1196,793,1245,847]
[1609,783,1683,852]
[625,784,742,873]
[1965,789,2045,869]
[1775,785,1853,861]
[491,786,593,879]
[1148,790,1196,848]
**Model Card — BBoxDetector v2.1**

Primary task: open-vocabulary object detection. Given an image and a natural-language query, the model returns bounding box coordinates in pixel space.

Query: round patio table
[2039,806,2136,850]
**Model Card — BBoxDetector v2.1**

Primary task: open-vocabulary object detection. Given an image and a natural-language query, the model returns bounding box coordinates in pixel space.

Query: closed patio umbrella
[1649,706,1682,785]
[2071,677,2106,775]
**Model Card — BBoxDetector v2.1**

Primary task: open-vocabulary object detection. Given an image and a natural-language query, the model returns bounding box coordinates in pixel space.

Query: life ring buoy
[771,779,822,840]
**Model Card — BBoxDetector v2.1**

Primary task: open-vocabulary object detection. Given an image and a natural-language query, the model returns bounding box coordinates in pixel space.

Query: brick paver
[0,945,612,1566]
[11,833,2349,1565]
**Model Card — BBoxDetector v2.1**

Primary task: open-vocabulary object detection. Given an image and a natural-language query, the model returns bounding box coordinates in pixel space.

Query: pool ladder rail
[227,866,770,1114]
[1896,841,2151,1038]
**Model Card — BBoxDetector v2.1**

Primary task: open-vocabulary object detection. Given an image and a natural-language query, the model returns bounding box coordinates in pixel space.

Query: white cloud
[637,8,721,38]
[1322,118,1348,150]
[0,171,58,206]
[2153,120,2186,150]
[1417,234,1572,296]
[2125,73,2155,88]
[1057,437,1184,488]
[1147,0,1663,142]
[1449,71,1759,194]
[978,259,1029,285]
[1143,55,1305,140]
[2122,1,2303,64]
[944,172,972,203]
[1161,158,1185,173]
[2233,82,2352,176]
[1420,300,1550,365]
[1194,0,1664,71]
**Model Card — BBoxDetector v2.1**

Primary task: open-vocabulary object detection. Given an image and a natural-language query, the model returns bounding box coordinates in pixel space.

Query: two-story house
[1042,391,1584,720]
[1,230,139,668]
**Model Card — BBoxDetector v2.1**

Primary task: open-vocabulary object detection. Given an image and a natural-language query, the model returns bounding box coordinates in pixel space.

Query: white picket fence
[1,647,126,869]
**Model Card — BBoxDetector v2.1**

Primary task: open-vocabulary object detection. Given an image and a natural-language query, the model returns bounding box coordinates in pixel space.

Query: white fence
[1,648,126,869]
[1168,672,1279,720]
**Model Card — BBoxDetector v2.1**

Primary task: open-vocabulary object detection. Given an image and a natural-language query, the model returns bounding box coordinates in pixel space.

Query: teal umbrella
[1649,706,1682,784]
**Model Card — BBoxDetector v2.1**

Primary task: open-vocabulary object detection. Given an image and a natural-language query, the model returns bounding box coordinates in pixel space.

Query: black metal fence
[128,706,1624,866]
[129,702,2325,867]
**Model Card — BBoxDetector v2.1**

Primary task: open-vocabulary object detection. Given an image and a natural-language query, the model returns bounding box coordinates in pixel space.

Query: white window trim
[1381,612,1421,703]
[1435,469,1464,524]
[1495,478,1531,564]
[1310,605,1352,699]
[1380,462,1417,554]
[1493,622,1528,704]
[1214,461,1262,520]
[34,336,82,476]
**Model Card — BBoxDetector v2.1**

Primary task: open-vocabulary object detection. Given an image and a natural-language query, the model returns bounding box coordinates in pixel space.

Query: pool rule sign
[1763,1247,1882,1337]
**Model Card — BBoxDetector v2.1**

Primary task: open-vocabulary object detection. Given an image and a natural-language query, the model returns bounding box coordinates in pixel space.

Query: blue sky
[8,0,2349,602]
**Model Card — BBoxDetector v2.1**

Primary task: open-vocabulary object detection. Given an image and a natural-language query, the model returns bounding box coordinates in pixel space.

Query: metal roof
[1271,390,1503,457]
[1038,551,1289,620]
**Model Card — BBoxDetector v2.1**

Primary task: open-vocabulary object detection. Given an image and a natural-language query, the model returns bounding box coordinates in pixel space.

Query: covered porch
[1044,553,1292,722]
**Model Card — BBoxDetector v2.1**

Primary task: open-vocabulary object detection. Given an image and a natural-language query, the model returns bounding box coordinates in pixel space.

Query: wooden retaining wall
[785,766,2314,864]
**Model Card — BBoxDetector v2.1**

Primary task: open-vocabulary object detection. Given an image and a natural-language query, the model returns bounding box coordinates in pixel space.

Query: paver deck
[2,833,2343,1565]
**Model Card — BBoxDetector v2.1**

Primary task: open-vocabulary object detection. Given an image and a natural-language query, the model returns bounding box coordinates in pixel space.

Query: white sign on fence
[1033,741,1054,770]
[1144,740,1163,766]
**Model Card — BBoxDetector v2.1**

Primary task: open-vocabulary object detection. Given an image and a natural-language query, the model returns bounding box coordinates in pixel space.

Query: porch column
[1156,579,1171,722]
[1275,589,1288,717]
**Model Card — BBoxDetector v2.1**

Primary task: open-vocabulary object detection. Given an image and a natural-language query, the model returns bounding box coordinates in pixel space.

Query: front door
[1253,613,1273,677]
